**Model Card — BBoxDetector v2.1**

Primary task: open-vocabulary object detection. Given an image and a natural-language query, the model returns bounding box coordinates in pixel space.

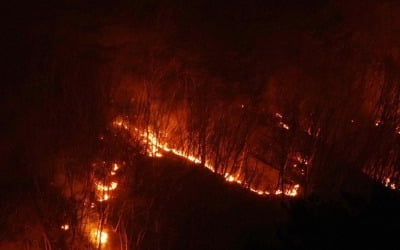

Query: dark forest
[2,0,400,249]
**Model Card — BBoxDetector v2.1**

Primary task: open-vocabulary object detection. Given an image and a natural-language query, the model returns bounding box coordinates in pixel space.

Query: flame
[112,117,299,197]
[96,182,117,201]
[61,224,69,231]
[98,193,110,202]
[113,163,119,171]
[385,178,390,187]
[224,173,243,185]
[285,184,300,196]
[96,182,118,191]
[226,175,235,182]
[273,185,300,196]
[91,229,108,245]
[92,162,122,201]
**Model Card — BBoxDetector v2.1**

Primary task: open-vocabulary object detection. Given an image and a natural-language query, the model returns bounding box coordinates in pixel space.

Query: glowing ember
[61,224,69,231]
[99,194,110,202]
[279,121,290,130]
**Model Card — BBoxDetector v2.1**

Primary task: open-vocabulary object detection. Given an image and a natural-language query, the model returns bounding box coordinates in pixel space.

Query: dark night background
[1,0,400,249]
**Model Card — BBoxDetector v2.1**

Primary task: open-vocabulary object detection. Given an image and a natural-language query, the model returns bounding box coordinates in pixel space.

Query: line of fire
[2,0,400,249]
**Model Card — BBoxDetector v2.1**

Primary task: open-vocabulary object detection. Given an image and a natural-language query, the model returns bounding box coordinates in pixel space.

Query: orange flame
[112,117,299,197]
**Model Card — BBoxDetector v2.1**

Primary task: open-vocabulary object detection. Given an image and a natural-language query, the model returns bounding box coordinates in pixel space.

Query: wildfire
[112,117,300,197]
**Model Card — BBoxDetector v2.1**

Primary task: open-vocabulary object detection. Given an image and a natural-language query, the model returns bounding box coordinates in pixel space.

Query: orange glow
[61,224,69,231]
[113,117,129,130]
[112,117,299,197]
[279,121,290,130]
[226,175,235,182]
[99,193,110,202]
[96,182,117,202]
[385,178,390,187]
[113,163,119,171]
[91,229,108,245]
[96,182,118,191]
[285,184,300,197]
